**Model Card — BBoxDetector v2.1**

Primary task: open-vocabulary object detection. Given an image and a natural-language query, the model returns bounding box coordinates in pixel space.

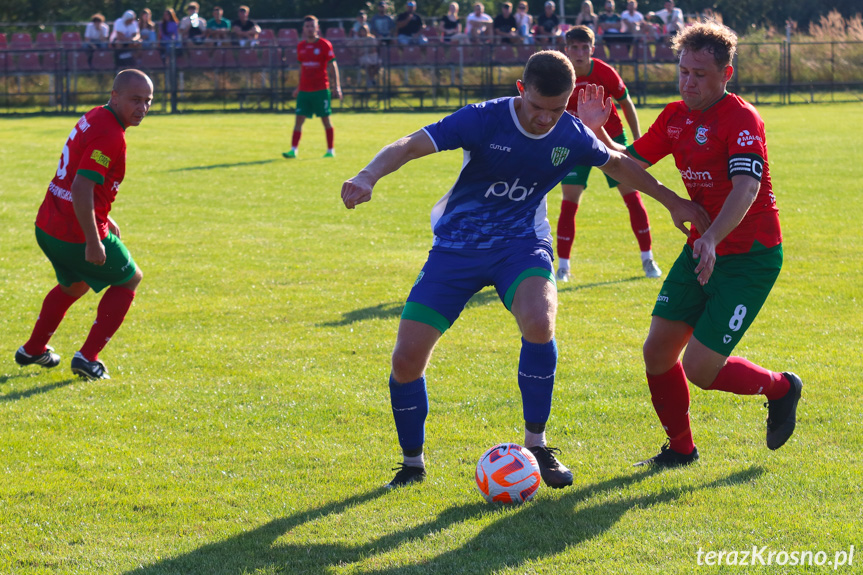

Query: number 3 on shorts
[729,304,748,332]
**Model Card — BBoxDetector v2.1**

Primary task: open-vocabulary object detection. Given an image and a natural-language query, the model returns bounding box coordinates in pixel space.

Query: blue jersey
[422,97,611,249]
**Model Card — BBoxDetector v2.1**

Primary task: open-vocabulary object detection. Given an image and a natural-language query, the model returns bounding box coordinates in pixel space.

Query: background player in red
[15,69,153,380]
[283,15,343,159]
[556,26,660,282]
[578,21,802,466]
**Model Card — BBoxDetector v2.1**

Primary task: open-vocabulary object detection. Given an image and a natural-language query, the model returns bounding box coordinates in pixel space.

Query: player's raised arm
[341,129,436,209]
[600,151,711,236]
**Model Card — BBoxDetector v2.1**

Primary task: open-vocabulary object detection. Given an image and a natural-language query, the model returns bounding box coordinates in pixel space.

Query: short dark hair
[565,25,595,46]
[672,20,737,69]
[522,50,575,97]
[304,15,319,24]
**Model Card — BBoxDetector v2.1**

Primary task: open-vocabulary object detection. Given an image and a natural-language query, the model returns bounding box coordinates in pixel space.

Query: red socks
[23,285,81,356]
[647,362,695,455]
[291,130,302,148]
[556,200,579,259]
[622,191,652,252]
[79,286,136,361]
[707,356,790,400]
[325,127,334,150]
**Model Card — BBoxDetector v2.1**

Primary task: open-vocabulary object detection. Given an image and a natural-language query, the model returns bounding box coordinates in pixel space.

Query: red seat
[493,44,519,65]
[277,28,299,47]
[605,42,631,62]
[185,48,211,68]
[42,51,61,70]
[10,32,33,50]
[325,27,346,41]
[0,51,16,72]
[16,52,43,72]
[236,48,260,67]
[35,32,57,48]
[136,49,164,69]
[515,45,536,63]
[653,42,676,62]
[211,48,237,68]
[336,44,357,66]
[67,50,90,71]
[61,32,82,48]
[0,32,7,49]
[91,49,115,71]
[258,28,275,46]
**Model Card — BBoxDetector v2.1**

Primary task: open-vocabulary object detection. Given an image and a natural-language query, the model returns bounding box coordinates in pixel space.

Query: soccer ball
[475,443,541,504]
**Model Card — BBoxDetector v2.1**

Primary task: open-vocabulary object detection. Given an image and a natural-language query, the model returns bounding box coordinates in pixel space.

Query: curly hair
[671,20,737,69]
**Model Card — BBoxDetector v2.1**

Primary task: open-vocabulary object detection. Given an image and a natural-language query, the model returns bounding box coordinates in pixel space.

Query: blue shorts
[401,238,555,334]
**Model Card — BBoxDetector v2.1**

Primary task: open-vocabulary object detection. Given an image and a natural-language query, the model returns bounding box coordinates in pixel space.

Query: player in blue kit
[341,50,709,489]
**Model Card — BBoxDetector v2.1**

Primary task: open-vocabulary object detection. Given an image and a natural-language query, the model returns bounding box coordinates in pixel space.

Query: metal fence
[0,35,861,115]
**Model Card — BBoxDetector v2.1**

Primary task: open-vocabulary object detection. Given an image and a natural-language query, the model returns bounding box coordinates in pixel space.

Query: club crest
[551,147,570,166]
[695,125,709,145]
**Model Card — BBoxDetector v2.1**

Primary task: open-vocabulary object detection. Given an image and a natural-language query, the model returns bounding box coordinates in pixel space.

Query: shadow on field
[168,159,278,172]
[125,466,763,575]
[558,275,644,293]
[0,377,77,402]
[319,289,500,327]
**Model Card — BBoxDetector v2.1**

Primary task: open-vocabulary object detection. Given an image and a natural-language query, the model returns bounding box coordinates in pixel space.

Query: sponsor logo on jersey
[485,178,538,201]
[723,334,732,344]
[667,126,682,139]
[48,182,72,202]
[77,116,91,132]
[90,150,111,168]
[695,125,709,145]
[489,143,512,152]
[551,147,570,166]
[736,129,763,147]
[413,271,424,286]
[657,294,669,303]
[679,167,712,181]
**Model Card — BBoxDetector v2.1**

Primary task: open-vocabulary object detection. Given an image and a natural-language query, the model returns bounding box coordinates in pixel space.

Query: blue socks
[518,337,558,425]
[389,374,429,456]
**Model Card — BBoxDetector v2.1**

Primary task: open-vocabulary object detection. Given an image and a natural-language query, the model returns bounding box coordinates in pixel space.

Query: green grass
[1,104,862,574]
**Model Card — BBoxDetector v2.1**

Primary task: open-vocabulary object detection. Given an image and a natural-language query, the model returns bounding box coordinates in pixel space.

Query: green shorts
[562,132,629,188]
[652,243,783,356]
[295,89,332,118]
[36,226,138,293]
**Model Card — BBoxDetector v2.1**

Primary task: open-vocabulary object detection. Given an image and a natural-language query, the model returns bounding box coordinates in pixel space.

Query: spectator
[352,24,381,85]
[139,9,158,48]
[514,1,534,44]
[575,0,598,32]
[158,8,181,55]
[535,1,562,45]
[83,13,110,58]
[110,10,141,67]
[493,2,519,44]
[396,1,428,45]
[206,6,231,45]
[440,2,464,43]
[648,0,684,36]
[597,0,623,38]
[370,1,396,42]
[620,0,646,38]
[179,2,207,45]
[232,5,261,47]
[465,2,494,43]
[351,10,368,38]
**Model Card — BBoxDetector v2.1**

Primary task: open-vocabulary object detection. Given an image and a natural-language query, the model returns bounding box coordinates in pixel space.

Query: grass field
[1,103,862,574]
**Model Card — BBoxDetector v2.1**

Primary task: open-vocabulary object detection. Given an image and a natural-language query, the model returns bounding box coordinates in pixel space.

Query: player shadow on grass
[318,289,501,327]
[167,159,278,172]
[124,466,763,575]
[0,377,78,402]
[557,275,643,293]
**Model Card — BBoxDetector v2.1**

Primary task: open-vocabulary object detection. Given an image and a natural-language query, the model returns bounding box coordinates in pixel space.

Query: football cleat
[71,351,110,380]
[555,266,571,283]
[282,150,297,159]
[642,258,662,278]
[527,445,573,488]
[634,441,699,468]
[765,372,803,450]
[15,345,60,368]
[385,463,426,489]
[323,150,335,158]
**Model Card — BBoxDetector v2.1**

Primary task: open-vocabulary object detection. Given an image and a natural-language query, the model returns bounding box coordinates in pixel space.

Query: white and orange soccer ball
[475,443,541,504]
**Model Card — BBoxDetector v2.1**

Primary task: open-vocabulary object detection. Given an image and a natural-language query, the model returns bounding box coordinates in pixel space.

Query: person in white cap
[110,10,141,67]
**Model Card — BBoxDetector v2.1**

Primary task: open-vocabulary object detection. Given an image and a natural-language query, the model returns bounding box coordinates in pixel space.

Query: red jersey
[36,106,127,243]
[630,92,781,256]
[567,59,628,138]
[297,37,335,91]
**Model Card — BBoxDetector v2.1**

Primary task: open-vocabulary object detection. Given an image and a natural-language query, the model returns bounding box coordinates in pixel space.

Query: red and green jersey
[630,92,781,256]
[36,106,127,243]
[567,59,628,138]
[297,37,335,92]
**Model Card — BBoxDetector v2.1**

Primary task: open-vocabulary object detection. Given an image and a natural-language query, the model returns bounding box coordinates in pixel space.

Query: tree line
[1,0,860,34]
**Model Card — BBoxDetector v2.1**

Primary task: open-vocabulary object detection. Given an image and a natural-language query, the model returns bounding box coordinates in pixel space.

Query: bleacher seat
[16,52,43,72]
[605,42,632,62]
[653,42,676,62]
[277,28,299,47]
[258,29,275,46]
[67,50,90,71]
[91,50,115,71]
[35,32,57,48]
[136,49,164,69]
[211,48,237,68]
[60,32,82,48]
[42,51,61,71]
[0,51,16,72]
[0,32,7,49]
[186,48,211,68]
[10,32,33,50]
[325,27,346,41]
[236,48,260,67]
